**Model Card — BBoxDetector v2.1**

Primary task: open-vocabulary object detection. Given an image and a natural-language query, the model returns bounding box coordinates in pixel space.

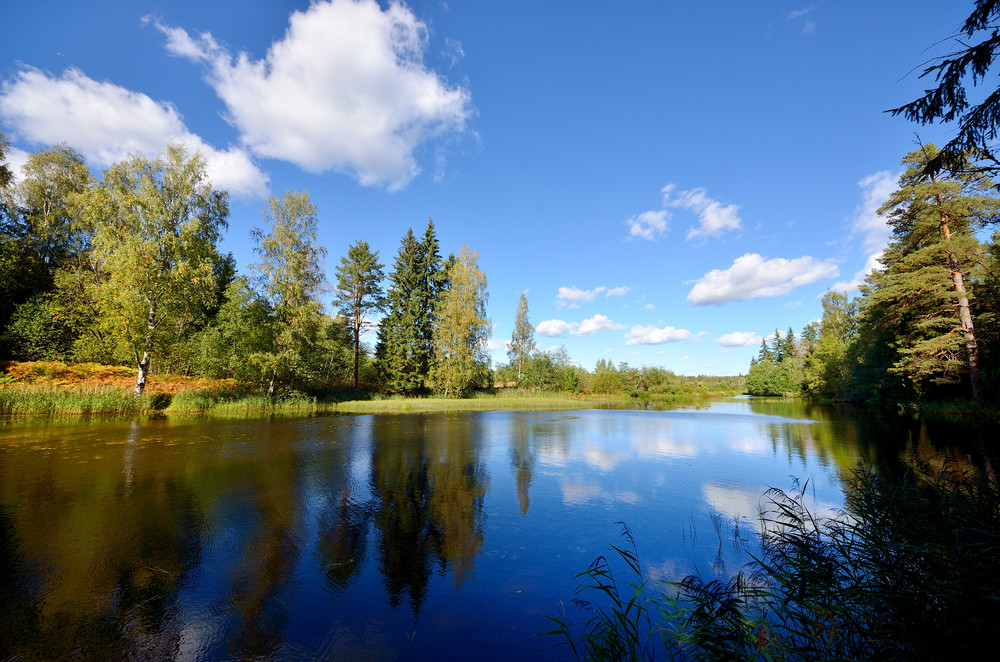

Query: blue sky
[0,0,970,375]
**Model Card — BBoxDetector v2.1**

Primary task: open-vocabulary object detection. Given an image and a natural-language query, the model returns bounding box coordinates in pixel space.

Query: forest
[0,133,740,404]
[745,144,1000,407]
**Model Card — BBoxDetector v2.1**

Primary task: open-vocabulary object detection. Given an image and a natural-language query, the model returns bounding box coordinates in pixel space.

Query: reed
[0,383,149,419]
[546,463,1000,661]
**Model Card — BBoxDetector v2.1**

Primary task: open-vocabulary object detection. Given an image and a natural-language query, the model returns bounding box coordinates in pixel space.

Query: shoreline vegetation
[0,360,743,421]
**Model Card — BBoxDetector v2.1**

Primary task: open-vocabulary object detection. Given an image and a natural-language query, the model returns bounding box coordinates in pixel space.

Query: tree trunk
[937,199,983,402]
[267,370,277,397]
[134,352,150,396]
[353,331,360,390]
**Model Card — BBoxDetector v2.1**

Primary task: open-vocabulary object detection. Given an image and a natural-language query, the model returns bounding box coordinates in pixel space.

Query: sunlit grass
[0,383,152,419]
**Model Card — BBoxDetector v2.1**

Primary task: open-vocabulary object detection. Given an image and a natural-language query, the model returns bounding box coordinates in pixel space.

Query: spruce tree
[376,229,424,392]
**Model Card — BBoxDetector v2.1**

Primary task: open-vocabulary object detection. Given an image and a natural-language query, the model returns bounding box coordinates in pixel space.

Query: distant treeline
[747,145,1000,405]
[0,135,737,399]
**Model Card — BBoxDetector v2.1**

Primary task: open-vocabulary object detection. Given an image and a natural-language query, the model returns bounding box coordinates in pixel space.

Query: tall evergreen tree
[868,144,1000,400]
[376,229,425,392]
[334,240,385,389]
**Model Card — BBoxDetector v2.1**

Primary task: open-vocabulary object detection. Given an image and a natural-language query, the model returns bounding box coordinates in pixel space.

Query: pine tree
[334,240,385,389]
[868,144,1000,400]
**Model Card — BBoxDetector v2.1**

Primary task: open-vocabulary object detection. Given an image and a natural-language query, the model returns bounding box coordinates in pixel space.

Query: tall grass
[545,463,1000,661]
[0,384,151,419]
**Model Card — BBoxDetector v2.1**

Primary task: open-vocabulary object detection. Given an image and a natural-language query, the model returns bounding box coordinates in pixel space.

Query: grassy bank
[1,360,741,421]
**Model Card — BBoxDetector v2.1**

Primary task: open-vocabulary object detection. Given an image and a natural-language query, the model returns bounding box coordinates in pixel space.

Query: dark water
[0,399,982,660]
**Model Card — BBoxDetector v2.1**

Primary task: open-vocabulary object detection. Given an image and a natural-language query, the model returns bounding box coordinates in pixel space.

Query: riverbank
[0,360,740,421]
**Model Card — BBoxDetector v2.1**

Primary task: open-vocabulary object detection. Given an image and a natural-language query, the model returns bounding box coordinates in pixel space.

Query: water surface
[0,399,962,660]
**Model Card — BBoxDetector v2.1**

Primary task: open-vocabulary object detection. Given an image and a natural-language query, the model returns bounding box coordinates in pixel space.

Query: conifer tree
[334,240,385,389]
[869,144,1000,400]
[376,229,425,392]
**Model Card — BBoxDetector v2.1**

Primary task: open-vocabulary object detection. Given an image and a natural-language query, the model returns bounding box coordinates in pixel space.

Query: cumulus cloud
[151,0,471,190]
[716,331,762,347]
[576,314,625,336]
[662,183,742,240]
[687,253,839,306]
[626,209,669,241]
[624,324,690,346]
[556,285,629,308]
[537,315,624,338]
[641,303,655,311]
[0,67,268,196]
[536,319,575,337]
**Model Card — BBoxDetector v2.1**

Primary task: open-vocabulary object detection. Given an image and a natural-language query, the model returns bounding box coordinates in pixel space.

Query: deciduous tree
[508,293,534,381]
[250,190,327,395]
[431,246,491,396]
[88,144,228,394]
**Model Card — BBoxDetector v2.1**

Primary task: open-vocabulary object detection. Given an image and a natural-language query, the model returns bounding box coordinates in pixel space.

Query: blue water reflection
[0,400,905,660]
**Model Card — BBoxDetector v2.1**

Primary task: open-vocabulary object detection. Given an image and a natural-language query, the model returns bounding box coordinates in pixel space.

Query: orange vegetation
[0,361,238,393]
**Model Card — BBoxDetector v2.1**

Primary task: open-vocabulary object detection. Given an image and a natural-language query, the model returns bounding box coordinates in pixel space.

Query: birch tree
[89,144,228,394]
[250,190,326,395]
[431,246,491,396]
[508,293,534,381]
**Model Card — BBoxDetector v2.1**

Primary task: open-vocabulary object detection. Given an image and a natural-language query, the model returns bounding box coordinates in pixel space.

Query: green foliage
[591,358,623,394]
[376,220,447,393]
[250,190,326,394]
[431,245,492,396]
[88,144,229,393]
[508,293,535,381]
[334,239,385,389]
[745,357,802,396]
[889,0,1000,177]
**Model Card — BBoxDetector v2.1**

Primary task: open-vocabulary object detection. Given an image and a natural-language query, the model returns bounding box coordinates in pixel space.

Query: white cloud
[0,67,268,197]
[576,314,625,336]
[624,324,690,346]
[556,285,629,308]
[851,171,897,256]
[831,171,896,293]
[716,331,762,347]
[536,319,575,337]
[536,315,624,337]
[152,0,471,190]
[832,251,884,293]
[662,183,742,240]
[687,253,839,306]
[485,338,506,351]
[641,303,655,311]
[626,209,669,241]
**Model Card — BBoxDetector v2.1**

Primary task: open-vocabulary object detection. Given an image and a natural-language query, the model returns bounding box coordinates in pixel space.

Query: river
[0,398,986,660]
